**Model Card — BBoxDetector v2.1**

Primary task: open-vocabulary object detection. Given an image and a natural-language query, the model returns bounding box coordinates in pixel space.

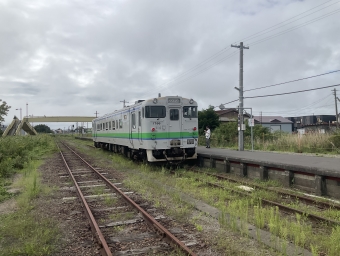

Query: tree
[198,106,220,134]
[34,124,52,133]
[0,99,11,125]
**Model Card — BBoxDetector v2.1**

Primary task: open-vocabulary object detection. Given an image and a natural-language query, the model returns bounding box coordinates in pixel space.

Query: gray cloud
[0,0,339,129]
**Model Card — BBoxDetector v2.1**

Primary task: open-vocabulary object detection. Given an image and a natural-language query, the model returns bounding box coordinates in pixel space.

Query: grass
[0,160,59,256]
[201,130,340,154]
[184,170,340,255]
[0,135,60,256]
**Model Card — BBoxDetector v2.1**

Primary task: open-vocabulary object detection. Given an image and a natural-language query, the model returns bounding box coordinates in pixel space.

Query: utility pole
[120,99,129,108]
[94,111,99,118]
[231,42,249,151]
[333,89,339,129]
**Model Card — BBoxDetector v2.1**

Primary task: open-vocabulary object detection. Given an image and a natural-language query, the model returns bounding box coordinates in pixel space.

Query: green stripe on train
[92,131,198,139]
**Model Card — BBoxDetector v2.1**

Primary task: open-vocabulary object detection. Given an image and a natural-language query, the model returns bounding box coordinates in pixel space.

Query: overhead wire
[244,70,340,92]
[139,0,340,98]
[216,87,336,109]
[241,1,339,43]
[248,8,340,46]
[261,94,333,114]
[245,84,340,99]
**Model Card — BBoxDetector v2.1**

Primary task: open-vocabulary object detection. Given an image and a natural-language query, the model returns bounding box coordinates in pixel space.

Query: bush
[0,135,56,178]
[329,134,340,149]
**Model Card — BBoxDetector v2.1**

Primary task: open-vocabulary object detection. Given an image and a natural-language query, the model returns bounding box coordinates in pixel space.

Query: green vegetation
[0,135,58,255]
[34,124,53,133]
[198,106,220,134]
[0,135,55,182]
[201,121,340,154]
[0,99,10,125]
[175,170,340,255]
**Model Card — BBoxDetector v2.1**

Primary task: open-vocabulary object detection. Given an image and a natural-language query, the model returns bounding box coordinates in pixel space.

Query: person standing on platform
[204,126,211,148]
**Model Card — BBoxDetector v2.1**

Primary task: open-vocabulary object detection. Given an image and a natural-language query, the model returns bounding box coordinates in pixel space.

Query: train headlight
[189,99,194,104]
[153,98,158,104]
[151,127,156,132]
[193,127,197,131]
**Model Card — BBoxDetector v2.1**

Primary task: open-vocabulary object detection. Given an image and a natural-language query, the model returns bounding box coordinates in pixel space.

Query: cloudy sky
[1,0,339,129]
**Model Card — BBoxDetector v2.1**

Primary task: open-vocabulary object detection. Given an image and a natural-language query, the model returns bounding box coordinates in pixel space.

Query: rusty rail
[62,142,196,256]
[201,179,340,226]
[57,143,113,256]
[191,169,340,210]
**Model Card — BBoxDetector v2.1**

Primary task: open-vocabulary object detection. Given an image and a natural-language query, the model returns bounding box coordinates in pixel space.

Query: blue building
[253,116,293,133]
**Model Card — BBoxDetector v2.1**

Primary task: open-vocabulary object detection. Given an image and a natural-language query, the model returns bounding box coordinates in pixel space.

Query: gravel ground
[35,153,102,255]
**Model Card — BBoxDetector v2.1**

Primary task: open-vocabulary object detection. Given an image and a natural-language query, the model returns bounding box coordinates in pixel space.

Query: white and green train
[92,95,198,163]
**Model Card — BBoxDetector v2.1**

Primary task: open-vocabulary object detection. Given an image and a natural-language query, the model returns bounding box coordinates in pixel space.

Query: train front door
[168,108,182,145]
[138,111,143,145]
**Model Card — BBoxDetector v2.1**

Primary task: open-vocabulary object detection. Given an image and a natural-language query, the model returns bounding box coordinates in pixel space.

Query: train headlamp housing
[193,127,197,131]
[151,127,156,132]
[153,98,158,104]
[189,99,194,104]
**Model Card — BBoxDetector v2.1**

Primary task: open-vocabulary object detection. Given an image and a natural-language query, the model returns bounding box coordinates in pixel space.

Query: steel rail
[192,169,340,210]
[63,142,196,256]
[202,180,340,226]
[57,143,113,256]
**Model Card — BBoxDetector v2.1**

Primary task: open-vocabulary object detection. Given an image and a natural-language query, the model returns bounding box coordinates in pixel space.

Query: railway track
[186,169,340,226]
[57,141,198,255]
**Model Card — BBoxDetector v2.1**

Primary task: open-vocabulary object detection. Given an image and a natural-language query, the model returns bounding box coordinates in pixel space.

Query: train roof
[93,95,196,121]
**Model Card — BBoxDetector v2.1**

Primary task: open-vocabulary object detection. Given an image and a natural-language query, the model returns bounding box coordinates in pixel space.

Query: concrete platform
[197,146,340,199]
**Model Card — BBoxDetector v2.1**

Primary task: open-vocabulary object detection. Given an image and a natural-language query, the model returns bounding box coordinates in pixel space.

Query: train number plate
[168,98,180,103]
[187,139,194,144]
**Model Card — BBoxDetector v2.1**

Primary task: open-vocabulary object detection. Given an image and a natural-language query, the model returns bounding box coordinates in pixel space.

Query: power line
[245,84,340,99]
[240,1,339,43]
[248,8,340,46]
[244,70,340,92]
[261,95,333,114]
[137,1,339,97]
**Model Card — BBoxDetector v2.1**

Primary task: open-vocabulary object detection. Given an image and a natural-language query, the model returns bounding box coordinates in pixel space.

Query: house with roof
[215,108,250,122]
[253,116,293,133]
[286,115,337,132]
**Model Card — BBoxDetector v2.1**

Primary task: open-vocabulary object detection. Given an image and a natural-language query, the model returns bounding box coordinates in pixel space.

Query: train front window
[183,106,198,118]
[170,109,179,120]
[145,106,166,118]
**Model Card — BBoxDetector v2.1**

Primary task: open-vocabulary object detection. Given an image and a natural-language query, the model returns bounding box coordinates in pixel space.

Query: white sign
[248,118,254,127]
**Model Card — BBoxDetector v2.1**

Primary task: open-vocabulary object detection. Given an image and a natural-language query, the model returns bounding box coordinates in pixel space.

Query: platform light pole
[26,103,28,118]
[16,108,22,120]
[231,42,249,151]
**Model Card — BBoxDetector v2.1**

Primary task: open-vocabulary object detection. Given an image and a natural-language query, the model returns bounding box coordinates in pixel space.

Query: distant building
[1,124,7,132]
[253,116,293,133]
[215,108,250,122]
[286,115,337,132]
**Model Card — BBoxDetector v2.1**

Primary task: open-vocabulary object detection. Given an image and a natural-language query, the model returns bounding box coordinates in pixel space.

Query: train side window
[109,121,111,130]
[112,121,115,130]
[142,107,144,118]
[106,122,108,130]
[170,109,179,120]
[138,111,141,126]
[116,120,118,129]
[119,119,123,128]
[132,113,136,129]
[100,123,102,130]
